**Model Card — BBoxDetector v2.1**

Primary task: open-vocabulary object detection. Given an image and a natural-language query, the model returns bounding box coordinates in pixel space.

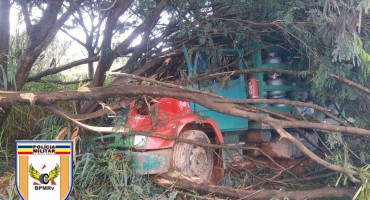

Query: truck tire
[39,173,49,184]
[172,130,213,183]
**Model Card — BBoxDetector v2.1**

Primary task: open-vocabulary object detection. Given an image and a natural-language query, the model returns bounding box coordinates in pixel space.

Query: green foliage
[33,115,69,140]
[73,149,157,199]
[0,64,7,90]
[353,165,370,200]
[0,128,11,175]
[355,35,370,74]
[326,132,343,150]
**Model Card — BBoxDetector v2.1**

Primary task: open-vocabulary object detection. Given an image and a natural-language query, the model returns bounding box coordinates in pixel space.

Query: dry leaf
[113,154,124,160]
[71,135,81,164]
[70,127,81,164]
[70,127,80,140]
[55,127,68,140]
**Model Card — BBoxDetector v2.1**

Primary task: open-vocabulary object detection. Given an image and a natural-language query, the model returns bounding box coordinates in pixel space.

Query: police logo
[29,163,59,190]
[16,141,74,200]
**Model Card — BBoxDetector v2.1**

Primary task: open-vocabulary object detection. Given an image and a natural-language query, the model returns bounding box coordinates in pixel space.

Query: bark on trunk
[0,0,10,86]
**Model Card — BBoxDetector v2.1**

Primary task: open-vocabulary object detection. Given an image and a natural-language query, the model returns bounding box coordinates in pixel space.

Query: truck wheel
[172,130,213,183]
[39,173,49,184]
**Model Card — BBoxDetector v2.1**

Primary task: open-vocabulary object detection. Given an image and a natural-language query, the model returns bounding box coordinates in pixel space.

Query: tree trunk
[92,0,134,87]
[0,0,10,86]
[0,0,11,128]
[87,48,95,77]
[154,173,356,199]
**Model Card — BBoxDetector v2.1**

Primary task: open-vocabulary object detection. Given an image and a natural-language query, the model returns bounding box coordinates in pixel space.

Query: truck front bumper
[115,148,172,175]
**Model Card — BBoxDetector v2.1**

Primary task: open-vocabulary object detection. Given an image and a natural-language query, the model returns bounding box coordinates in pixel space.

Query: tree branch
[270,123,359,183]
[34,78,92,85]
[92,0,134,87]
[60,29,86,48]
[27,56,100,82]
[155,174,356,199]
[331,74,370,95]
[113,0,170,56]
[106,72,224,99]
[46,99,133,122]
[213,98,351,127]
[76,9,89,38]
[188,68,314,84]
[0,85,364,181]
[108,72,350,127]
[93,0,171,87]
[1,86,369,137]
[15,0,82,89]
[20,0,33,35]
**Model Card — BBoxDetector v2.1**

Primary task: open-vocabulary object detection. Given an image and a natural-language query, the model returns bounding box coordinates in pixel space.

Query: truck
[93,42,342,183]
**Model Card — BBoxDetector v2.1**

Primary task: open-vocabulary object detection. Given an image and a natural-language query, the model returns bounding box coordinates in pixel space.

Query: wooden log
[154,172,356,200]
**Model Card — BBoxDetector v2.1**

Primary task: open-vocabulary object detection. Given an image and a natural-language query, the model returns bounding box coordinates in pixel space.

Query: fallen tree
[154,172,356,200]
[0,75,368,183]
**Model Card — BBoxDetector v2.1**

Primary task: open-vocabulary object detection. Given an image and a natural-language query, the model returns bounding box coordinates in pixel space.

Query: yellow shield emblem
[16,141,74,200]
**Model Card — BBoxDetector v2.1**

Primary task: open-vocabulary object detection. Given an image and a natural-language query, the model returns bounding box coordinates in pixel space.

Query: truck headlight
[133,135,147,147]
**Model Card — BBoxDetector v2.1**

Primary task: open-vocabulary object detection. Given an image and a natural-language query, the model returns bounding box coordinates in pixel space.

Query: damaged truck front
[92,43,346,183]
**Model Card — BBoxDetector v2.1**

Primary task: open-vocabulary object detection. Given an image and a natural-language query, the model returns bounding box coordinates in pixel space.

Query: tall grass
[0,128,11,176]
[74,149,146,199]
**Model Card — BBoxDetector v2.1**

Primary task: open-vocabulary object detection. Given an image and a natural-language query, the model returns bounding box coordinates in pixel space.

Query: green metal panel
[183,45,249,132]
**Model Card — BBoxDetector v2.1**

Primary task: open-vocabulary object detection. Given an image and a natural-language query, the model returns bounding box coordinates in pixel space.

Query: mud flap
[210,166,225,185]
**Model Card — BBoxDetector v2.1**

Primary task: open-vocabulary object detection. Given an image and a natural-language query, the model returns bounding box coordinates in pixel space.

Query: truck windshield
[196,52,210,75]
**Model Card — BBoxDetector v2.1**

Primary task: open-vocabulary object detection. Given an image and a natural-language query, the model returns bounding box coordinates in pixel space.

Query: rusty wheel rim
[189,145,207,179]
[172,130,213,183]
